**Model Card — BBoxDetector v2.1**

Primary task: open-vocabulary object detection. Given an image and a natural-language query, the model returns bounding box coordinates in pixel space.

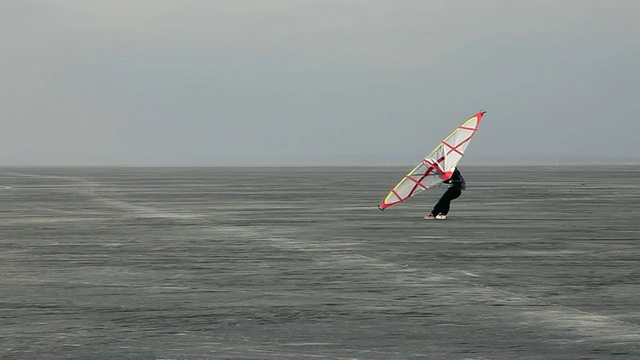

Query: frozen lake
[1,165,639,359]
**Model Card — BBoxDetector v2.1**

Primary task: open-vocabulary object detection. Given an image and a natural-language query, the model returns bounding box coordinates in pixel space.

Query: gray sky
[2,0,639,166]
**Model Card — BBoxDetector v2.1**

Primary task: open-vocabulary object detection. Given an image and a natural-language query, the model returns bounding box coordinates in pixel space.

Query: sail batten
[378,111,485,210]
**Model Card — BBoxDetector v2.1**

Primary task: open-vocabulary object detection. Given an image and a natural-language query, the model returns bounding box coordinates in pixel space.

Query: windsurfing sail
[378,111,485,210]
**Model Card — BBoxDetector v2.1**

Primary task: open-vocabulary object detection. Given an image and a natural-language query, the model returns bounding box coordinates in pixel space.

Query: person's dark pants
[431,187,462,216]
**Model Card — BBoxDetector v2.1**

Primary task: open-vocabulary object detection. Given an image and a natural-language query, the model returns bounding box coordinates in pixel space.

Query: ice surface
[1,166,639,359]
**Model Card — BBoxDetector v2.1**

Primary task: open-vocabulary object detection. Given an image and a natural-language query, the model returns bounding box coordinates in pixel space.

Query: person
[425,167,466,220]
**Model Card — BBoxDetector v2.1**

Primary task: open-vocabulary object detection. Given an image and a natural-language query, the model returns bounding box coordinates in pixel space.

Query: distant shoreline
[0,163,638,168]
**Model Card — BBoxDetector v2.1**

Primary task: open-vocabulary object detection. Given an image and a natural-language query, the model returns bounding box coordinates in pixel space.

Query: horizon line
[0,161,638,168]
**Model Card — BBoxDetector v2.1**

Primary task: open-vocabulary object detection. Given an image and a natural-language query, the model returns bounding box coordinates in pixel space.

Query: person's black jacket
[443,168,466,191]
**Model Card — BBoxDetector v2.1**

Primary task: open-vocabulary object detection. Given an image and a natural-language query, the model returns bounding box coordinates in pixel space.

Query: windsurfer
[426,167,466,219]
[377,111,484,212]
